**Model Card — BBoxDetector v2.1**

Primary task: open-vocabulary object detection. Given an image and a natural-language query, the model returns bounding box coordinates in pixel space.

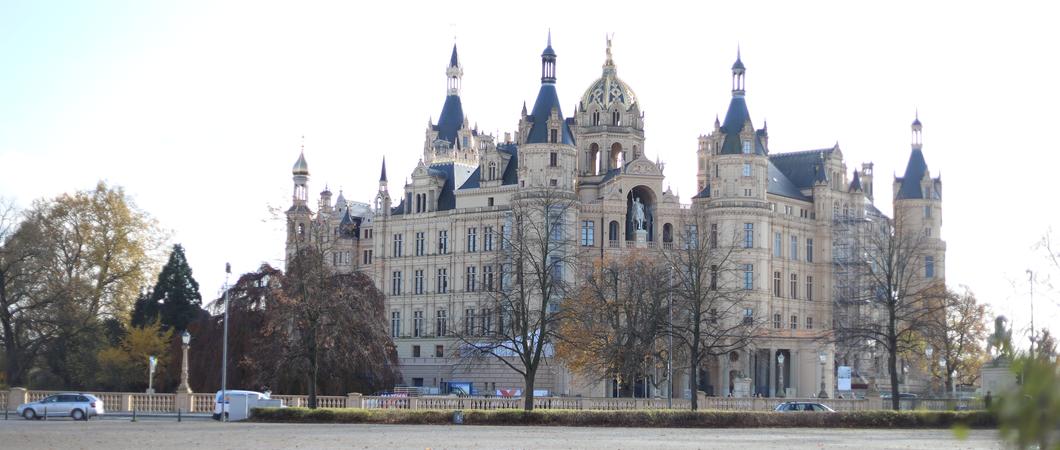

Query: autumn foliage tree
[922,287,989,394]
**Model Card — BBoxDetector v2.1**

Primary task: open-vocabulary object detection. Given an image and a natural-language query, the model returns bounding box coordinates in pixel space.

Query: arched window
[588,143,600,176]
[608,220,620,243]
[612,110,620,126]
[488,162,497,180]
[610,143,623,170]
[663,223,673,243]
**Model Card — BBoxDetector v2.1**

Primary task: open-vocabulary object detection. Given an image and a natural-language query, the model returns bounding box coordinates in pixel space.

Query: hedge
[250,408,996,429]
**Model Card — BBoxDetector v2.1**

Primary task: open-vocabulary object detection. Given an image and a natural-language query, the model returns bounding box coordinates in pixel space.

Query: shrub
[251,408,996,429]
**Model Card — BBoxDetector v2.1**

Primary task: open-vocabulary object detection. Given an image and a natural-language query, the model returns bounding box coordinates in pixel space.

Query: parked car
[18,393,105,420]
[880,392,918,399]
[774,401,835,412]
[213,390,271,420]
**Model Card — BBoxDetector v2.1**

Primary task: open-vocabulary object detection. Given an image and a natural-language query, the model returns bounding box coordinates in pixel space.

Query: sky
[2,1,1059,345]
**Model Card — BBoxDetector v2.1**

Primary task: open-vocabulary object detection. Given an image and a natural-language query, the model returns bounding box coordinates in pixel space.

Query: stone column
[8,387,28,412]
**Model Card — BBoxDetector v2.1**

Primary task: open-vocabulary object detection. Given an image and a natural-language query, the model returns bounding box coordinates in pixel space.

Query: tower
[424,44,479,165]
[375,157,392,216]
[573,36,645,177]
[893,113,945,284]
[285,146,313,262]
[517,32,577,192]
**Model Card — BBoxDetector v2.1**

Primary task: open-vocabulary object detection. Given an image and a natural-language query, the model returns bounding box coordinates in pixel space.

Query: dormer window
[550,129,558,143]
[742,140,752,154]
[488,162,497,180]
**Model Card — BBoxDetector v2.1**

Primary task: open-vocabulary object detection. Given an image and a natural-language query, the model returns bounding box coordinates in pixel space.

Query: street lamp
[177,330,192,393]
[925,345,934,397]
[777,353,786,398]
[818,351,828,399]
[221,262,231,422]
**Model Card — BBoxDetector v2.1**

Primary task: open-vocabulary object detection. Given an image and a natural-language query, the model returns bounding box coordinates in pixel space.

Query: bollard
[178,408,182,422]
[131,408,137,422]
[43,406,47,421]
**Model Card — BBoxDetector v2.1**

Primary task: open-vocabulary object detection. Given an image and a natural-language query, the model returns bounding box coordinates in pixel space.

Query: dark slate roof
[391,200,405,216]
[718,96,766,155]
[693,184,711,199]
[769,148,835,189]
[526,84,575,145]
[600,168,621,184]
[459,167,480,189]
[429,162,477,211]
[498,143,520,185]
[449,44,459,67]
[849,170,862,192]
[339,208,355,226]
[380,158,387,182]
[436,95,464,144]
[767,161,810,200]
[896,149,937,200]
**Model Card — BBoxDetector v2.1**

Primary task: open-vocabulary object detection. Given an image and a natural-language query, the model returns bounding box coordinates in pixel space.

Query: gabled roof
[526,84,575,145]
[435,95,464,145]
[769,148,836,189]
[896,149,938,200]
[767,161,810,200]
[498,143,520,185]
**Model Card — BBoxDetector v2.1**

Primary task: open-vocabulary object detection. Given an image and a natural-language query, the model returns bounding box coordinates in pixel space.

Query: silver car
[774,401,835,412]
[17,393,105,420]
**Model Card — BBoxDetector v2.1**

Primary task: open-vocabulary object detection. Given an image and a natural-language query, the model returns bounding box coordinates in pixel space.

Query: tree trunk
[523,373,535,411]
[888,345,900,410]
[308,331,319,409]
[688,353,699,411]
[1,316,22,386]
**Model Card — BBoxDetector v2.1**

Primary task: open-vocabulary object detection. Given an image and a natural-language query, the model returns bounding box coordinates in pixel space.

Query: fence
[3,387,982,414]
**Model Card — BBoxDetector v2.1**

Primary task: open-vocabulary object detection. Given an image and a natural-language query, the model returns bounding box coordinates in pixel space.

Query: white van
[213,390,270,420]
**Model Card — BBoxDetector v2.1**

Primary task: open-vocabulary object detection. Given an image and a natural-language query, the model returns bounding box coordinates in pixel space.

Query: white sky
[2,1,1058,344]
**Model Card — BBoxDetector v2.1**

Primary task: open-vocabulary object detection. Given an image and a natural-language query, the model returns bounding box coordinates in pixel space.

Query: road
[0,419,1004,449]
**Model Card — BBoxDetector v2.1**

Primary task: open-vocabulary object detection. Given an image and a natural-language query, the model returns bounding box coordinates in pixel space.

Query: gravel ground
[0,419,1004,449]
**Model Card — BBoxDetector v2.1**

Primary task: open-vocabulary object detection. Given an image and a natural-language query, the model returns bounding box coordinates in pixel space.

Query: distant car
[774,401,835,412]
[17,393,105,420]
[213,390,271,420]
[881,392,918,399]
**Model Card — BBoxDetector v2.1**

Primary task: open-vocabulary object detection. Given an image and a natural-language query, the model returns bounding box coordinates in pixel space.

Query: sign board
[837,366,852,391]
[149,355,157,373]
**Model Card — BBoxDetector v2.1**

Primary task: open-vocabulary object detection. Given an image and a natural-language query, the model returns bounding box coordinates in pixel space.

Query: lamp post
[178,330,192,393]
[777,353,785,398]
[925,345,934,397]
[818,351,828,399]
[667,265,673,408]
[221,263,231,422]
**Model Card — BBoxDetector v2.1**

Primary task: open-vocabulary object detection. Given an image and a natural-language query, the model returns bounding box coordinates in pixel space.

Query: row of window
[772,232,814,262]
[390,265,506,295]
[390,308,500,338]
[771,313,814,330]
[773,271,814,300]
[391,227,507,257]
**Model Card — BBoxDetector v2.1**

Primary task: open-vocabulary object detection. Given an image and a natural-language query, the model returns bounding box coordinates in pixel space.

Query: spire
[602,33,616,76]
[446,43,463,96]
[379,158,388,183]
[541,30,557,84]
[731,46,746,96]
[911,110,923,150]
[849,170,863,192]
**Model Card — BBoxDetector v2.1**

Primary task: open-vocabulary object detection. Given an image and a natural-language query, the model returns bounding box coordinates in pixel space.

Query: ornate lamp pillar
[777,352,785,398]
[818,351,829,398]
[178,330,192,394]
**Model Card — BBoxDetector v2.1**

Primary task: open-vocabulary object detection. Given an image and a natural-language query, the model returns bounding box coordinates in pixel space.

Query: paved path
[0,419,1004,449]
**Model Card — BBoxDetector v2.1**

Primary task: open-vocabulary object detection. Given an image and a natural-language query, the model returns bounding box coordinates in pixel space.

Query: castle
[284,35,945,398]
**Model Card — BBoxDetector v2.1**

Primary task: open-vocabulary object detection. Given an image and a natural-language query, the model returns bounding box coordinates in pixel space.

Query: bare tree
[923,287,989,394]
[833,216,947,410]
[659,214,758,410]
[454,187,578,411]
[557,253,671,397]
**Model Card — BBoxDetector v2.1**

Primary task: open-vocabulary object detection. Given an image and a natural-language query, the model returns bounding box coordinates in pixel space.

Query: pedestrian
[984,391,992,409]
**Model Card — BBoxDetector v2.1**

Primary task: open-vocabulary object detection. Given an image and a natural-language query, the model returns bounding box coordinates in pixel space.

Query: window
[925,256,935,278]
[742,140,752,154]
[710,265,718,290]
[743,163,752,177]
[412,345,421,358]
[773,313,782,329]
[484,265,494,291]
[743,264,754,290]
[550,152,558,167]
[744,223,754,248]
[784,205,793,215]
[435,345,444,358]
[390,311,401,337]
[806,238,814,262]
[790,273,798,299]
[580,220,595,246]
[743,307,754,325]
[790,315,798,329]
[464,308,476,335]
[550,129,558,143]
[480,308,492,335]
[806,317,814,330]
[467,227,477,252]
[391,271,402,295]
[436,268,448,293]
[438,230,449,254]
[744,188,753,197]
[436,309,447,336]
[488,197,495,207]
[413,310,424,337]
[363,249,373,265]
[710,224,718,249]
[488,162,497,180]
[392,233,403,257]
[466,266,477,292]
[415,232,425,256]
[687,224,699,249]
[806,275,814,301]
[709,308,719,324]
[549,210,563,242]
[773,271,782,297]
[484,226,494,251]
[550,178,558,187]
[500,224,509,250]
[414,269,424,295]
[924,205,932,218]
[774,232,782,257]
[790,235,798,260]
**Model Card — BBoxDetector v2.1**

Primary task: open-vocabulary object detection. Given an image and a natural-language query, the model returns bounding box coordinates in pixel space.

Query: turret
[517,32,577,191]
[893,113,945,284]
[375,158,392,216]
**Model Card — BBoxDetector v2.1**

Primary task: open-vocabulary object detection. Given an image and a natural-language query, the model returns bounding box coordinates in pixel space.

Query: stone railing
[360,396,694,410]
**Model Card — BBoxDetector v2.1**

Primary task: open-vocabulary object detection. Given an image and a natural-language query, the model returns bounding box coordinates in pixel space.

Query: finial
[300,134,305,153]
[548,28,552,47]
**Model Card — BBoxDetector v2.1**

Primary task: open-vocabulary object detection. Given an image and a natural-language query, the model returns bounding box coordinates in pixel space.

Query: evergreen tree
[150,244,203,331]
[130,288,159,328]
